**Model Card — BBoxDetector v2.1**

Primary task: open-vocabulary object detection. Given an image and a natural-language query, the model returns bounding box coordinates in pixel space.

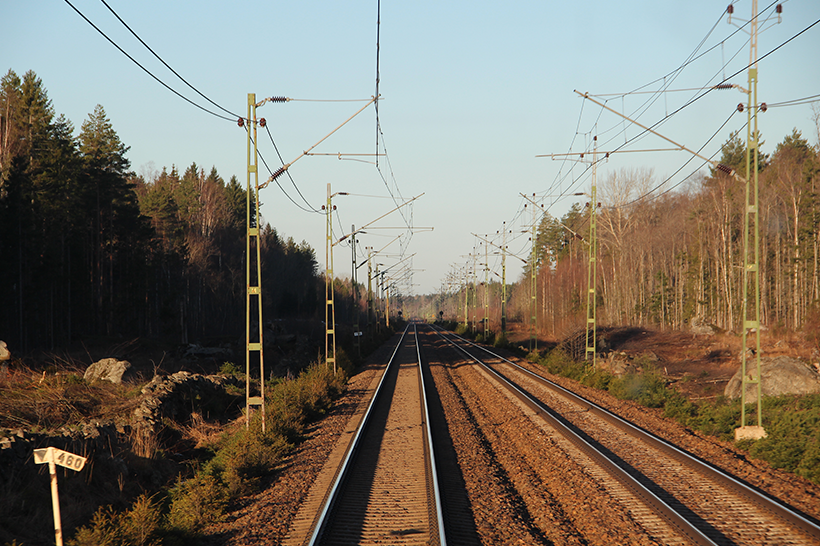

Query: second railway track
[434,325,820,546]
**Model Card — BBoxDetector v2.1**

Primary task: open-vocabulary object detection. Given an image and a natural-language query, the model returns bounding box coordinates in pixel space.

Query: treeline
[410,127,820,340]
[0,69,321,352]
[517,128,820,337]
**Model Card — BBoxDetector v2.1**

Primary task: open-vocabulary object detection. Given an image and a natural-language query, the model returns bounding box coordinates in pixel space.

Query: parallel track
[307,324,446,546]
[433,325,820,546]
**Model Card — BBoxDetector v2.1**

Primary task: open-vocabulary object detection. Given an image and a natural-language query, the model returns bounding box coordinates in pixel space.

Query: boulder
[84,358,134,384]
[724,355,820,403]
[690,316,716,335]
[0,340,10,361]
[601,352,639,377]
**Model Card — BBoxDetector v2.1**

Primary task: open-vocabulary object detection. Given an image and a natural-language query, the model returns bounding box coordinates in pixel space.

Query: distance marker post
[33,447,87,546]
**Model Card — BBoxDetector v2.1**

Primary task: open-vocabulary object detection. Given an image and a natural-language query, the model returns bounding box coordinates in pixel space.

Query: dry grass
[0,359,143,431]
[180,411,226,449]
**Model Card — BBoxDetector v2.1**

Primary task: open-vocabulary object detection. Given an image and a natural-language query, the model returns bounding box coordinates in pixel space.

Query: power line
[98,0,241,120]
[63,0,236,122]
[559,13,820,216]
[550,1,786,211]
[263,124,320,212]
[620,110,743,208]
[246,127,318,214]
[768,93,820,108]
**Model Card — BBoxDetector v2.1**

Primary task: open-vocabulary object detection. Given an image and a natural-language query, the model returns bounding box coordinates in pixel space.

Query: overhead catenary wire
[559,13,820,214]
[619,110,744,208]
[540,1,787,215]
[245,127,319,214]
[98,0,241,120]
[63,0,236,122]
[768,93,820,108]
[263,124,320,213]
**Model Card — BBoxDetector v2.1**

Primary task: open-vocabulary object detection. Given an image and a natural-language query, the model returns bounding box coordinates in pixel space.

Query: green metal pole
[740,0,764,434]
[585,136,598,367]
[352,225,360,358]
[325,183,336,372]
[484,242,489,338]
[245,93,265,432]
[530,199,538,352]
[501,223,507,334]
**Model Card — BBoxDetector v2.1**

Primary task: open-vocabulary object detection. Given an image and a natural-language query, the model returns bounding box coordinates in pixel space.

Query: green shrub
[68,506,119,546]
[69,495,161,546]
[609,368,670,408]
[70,359,352,545]
[219,361,242,377]
[541,348,588,381]
[747,395,820,481]
[204,421,290,495]
[121,495,162,546]
[166,475,227,534]
[580,367,613,391]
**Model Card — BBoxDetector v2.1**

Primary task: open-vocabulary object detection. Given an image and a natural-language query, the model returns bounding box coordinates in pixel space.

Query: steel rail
[414,323,447,545]
[432,325,716,546]
[308,323,446,545]
[452,330,820,542]
[434,325,820,544]
[307,325,409,546]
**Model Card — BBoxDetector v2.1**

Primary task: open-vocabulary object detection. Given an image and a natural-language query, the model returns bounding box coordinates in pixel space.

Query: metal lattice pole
[325,183,337,372]
[585,136,598,367]
[245,93,265,432]
[739,0,765,437]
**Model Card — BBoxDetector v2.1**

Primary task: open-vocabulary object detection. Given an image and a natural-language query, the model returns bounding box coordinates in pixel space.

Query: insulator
[321,205,326,210]
[259,118,266,127]
[271,166,286,180]
[737,103,745,112]
[333,205,337,211]
[716,163,733,175]
[776,4,782,13]
[759,102,767,113]
[605,152,610,159]
[237,117,245,127]
[580,153,584,159]
[270,96,288,103]
[727,4,734,14]
[714,83,733,90]
[597,202,601,208]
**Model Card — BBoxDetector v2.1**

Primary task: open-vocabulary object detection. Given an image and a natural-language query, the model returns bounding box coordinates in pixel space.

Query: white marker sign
[34,447,87,471]
[33,447,88,546]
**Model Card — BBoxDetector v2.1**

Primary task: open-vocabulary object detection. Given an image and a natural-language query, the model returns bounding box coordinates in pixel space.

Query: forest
[407,118,820,343]
[0,69,324,353]
[4,68,820,354]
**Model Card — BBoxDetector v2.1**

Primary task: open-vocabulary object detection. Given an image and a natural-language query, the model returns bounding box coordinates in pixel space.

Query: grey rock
[724,355,820,403]
[84,358,134,384]
[690,316,716,335]
[601,351,639,377]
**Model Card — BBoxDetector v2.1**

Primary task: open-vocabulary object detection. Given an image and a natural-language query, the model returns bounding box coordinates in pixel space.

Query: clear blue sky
[3,0,819,295]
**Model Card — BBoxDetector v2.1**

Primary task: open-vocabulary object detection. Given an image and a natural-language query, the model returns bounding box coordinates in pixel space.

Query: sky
[3,0,820,296]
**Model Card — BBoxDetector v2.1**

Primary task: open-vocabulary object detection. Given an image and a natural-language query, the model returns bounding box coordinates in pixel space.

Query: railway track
[300,324,446,545]
[433,325,820,546]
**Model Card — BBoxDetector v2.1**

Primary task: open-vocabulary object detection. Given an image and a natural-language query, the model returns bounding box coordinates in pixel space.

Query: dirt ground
[506,323,820,401]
